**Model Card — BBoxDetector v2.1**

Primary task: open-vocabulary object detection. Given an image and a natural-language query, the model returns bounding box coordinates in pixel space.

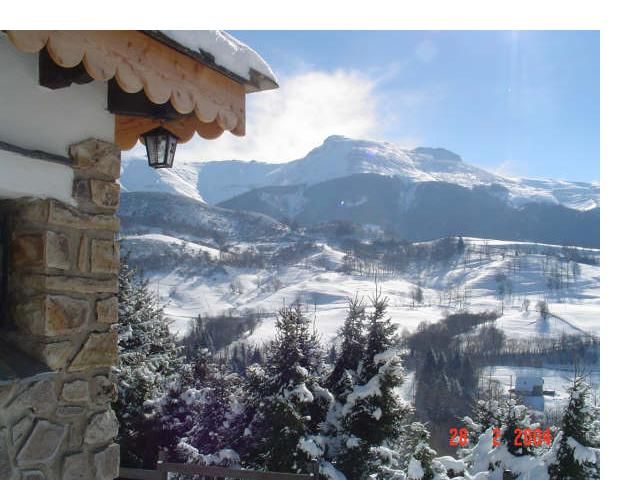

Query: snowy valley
[116,136,600,479]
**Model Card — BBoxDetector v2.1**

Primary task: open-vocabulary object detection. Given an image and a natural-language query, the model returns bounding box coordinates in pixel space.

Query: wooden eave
[4,30,249,149]
[142,31,278,93]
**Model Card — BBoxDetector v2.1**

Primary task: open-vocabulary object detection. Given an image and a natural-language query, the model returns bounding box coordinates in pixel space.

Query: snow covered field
[124,236,599,346]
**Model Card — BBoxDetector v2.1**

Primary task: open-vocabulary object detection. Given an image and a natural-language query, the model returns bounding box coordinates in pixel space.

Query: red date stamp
[449,427,553,448]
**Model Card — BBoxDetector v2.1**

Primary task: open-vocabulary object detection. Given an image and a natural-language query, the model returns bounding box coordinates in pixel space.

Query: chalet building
[0,30,276,480]
[514,376,544,396]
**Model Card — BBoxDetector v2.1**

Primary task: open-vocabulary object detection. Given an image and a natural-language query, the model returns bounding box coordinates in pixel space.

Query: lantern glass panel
[143,128,178,168]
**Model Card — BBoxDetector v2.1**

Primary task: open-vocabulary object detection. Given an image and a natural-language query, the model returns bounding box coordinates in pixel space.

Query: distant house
[514,376,544,396]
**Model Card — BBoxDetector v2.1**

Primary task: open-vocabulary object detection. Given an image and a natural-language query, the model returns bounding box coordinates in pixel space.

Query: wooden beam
[118,467,163,480]
[157,462,317,480]
[107,80,181,120]
[39,49,93,90]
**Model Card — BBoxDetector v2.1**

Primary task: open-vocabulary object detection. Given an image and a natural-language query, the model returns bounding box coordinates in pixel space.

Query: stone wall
[0,139,121,480]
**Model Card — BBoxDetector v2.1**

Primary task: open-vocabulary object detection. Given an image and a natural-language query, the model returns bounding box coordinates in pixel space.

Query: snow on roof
[149,30,278,92]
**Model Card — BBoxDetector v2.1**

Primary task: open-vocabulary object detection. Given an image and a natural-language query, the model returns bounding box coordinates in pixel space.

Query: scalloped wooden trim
[6,30,246,142]
[115,114,237,150]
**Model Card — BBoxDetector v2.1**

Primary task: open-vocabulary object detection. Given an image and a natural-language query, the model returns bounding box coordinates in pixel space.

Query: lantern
[142,127,178,168]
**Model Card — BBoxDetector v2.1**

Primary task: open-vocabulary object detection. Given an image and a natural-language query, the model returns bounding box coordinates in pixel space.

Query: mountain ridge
[121,135,599,210]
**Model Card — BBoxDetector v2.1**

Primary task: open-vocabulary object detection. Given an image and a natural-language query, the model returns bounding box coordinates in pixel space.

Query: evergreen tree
[336,291,410,480]
[326,295,367,402]
[397,422,437,480]
[177,357,246,465]
[114,258,181,468]
[501,402,535,457]
[156,363,199,462]
[548,375,600,479]
[245,304,329,474]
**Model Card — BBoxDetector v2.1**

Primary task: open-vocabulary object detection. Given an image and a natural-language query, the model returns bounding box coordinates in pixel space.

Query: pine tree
[465,399,506,444]
[336,291,410,480]
[326,295,366,402]
[245,304,328,474]
[114,258,181,468]
[156,363,199,462]
[178,356,246,465]
[462,398,557,478]
[548,375,600,479]
[397,422,437,480]
[501,402,535,457]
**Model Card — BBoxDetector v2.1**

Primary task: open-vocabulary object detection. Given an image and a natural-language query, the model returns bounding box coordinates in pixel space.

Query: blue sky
[182,31,599,182]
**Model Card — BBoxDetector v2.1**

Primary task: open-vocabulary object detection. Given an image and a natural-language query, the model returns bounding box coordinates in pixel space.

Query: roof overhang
[4,30,275,150]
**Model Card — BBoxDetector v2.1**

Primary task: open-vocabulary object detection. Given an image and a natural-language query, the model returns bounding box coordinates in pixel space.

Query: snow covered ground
[480,365,600,414]
[125,236,599,345]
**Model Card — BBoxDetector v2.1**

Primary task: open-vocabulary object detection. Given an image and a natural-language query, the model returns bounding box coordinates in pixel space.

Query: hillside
[119,228,600,344]
[219,174,600,247]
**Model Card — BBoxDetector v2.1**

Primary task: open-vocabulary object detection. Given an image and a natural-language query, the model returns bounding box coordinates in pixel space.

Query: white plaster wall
[0,34,114,158]
[0,149,75,204]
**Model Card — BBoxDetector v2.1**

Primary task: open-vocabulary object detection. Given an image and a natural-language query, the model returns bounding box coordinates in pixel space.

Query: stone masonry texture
[0,138,122,480]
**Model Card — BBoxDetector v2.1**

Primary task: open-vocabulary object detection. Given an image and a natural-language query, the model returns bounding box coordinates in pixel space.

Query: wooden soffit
[5,30,246,149]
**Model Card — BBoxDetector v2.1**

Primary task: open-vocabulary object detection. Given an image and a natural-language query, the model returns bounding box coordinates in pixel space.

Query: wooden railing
[119,461,320,480]
[119,462,512,479]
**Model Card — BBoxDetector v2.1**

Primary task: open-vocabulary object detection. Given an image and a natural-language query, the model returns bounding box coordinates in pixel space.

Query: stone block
[61,380,90,403]
[44,231,71,270]
[90,180,120,210]
[49,201,119,232]
[14,295,88,336]
[94,444,119,480]
[0,428,12,479]
[40,340,73,370]
[21,471,46,480]
[13,297,43,336]
[96,296,118,324]
[72,179,91,204]
[11,416,33,449]
[67,422,84,450]
[9,381,57,418]
[92,375,117,404]
[62,452,90,480]
[69,139,121,180]
[56,406,86,418]
[84,409,118,446]
[0,383,16,408]
[21,274,118,294]
[45,295,88,335]
[68,332,118,372]
[72,178,120,211]
[11,234,44,268]
[11,232,70,270]
[30,381,57,416]
[16,199,50,224]
[91,239,119,274]
[16,420,66,466]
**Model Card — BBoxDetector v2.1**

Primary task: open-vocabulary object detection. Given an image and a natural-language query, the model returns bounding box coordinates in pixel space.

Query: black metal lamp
[142,127,178,168]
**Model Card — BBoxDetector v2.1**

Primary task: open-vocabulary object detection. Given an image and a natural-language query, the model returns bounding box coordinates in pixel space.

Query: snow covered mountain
[121,135,600,210]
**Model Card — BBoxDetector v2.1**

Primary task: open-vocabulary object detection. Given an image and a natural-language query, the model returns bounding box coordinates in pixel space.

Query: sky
[138,31,600,183]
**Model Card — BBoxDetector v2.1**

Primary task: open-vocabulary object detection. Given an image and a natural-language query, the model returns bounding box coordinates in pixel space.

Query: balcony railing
[119,461,320,480]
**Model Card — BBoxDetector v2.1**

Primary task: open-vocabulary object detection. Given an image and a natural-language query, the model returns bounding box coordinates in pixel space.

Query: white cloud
[169,69,382,164]
[489,159,527,178]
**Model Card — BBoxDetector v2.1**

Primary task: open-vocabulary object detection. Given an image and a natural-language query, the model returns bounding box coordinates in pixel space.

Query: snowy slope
[120,235,599,343]
[121,135,599,211]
